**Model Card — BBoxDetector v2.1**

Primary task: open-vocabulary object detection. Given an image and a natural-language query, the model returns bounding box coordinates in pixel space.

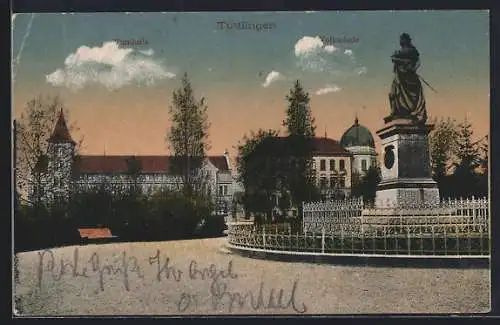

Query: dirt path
[13,237,490,315]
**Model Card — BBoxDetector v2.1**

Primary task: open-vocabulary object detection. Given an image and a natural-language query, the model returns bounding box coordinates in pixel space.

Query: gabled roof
[251,136,352,158]
[49,109,75,144]
[75,155,229,174]
[207,156,229,171]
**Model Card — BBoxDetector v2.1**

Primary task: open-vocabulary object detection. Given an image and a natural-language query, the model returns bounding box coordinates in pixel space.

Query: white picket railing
[227,197,490,257]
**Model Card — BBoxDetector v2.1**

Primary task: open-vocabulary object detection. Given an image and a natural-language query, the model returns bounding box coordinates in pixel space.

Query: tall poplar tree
[167,73,210,196]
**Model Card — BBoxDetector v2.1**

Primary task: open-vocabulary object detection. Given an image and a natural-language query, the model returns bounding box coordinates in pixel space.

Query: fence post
[263,227,266,249]
[341,224,344,254]
[407,226,411,255]
[432,225,435,256]
[444,226,447,255]
[321,227,325,253]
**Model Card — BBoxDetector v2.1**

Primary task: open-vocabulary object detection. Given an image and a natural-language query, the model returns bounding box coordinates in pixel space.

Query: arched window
[362,159,367,171]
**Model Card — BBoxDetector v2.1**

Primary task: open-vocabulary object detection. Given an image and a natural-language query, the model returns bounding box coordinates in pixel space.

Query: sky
[12,11,490,160]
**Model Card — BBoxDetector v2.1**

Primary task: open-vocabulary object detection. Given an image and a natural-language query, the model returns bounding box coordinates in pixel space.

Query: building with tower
[340,117,378,175]
[311,117,378,199]
[30,109,235,213]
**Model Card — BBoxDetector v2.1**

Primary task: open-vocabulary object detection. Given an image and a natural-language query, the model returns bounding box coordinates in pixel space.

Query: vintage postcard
[12,11,490,316]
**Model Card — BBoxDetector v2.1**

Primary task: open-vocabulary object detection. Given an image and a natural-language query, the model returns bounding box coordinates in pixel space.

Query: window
[329,159,335,171]
[218,185,228,196]
[339,159,345,171]
[362,159,367,171]
[371,158,377,167]
[339,178,346,188]
[320,159,326,171]
[320,176,327,189]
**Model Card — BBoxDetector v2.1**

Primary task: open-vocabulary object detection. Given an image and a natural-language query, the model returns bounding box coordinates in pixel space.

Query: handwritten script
[34,248,307,314]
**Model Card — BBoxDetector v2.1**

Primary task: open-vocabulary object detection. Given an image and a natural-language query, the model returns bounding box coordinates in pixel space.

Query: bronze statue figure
[388,33,427,124]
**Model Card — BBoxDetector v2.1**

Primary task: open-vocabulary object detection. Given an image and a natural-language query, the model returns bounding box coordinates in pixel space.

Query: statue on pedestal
[387,33,428,124]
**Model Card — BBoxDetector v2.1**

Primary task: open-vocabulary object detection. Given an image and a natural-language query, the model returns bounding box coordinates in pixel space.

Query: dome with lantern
[340,116,377,174]
[340,117,375,149]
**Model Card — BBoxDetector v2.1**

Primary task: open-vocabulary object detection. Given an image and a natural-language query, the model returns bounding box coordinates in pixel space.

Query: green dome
[340,117,375,148]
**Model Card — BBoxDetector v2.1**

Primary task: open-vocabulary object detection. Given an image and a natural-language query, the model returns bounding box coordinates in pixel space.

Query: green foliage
[167,73,210,196]
[282,81,317,216]
[235,81,319,226]
[15,182,217,252]
[453,119,482,173]
[430,118,488,199]
[429,117,459,181]
[236,131,284,220]
[350,166,381,204]
[283,80,316,138]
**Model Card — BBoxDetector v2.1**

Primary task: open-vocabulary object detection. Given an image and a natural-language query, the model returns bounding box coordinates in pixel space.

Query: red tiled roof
[49,109,75,144]
[76,155,229,174]
[313,137,352,156]
[274,136,352,156]
[78,228,113,239]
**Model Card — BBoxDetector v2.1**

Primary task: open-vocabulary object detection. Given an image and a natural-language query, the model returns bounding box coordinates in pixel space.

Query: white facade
[32,111,235,213]
[344,145,378,176]
[312,155,352,190]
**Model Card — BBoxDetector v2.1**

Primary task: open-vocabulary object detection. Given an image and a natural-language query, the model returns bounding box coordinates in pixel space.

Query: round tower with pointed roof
[340,116,377,175]
[47,108,76,201]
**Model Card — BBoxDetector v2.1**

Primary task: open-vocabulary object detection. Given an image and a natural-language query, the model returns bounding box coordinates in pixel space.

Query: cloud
[315,84,341,95]
[294,36,365,76]
[294,36,326,57]
[262,70,284,88]
[355,66,367,75]
[324,45,337,53]
[46,41,175,91]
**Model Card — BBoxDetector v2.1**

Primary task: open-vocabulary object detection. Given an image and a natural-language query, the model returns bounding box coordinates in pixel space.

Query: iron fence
[227,197,490,257]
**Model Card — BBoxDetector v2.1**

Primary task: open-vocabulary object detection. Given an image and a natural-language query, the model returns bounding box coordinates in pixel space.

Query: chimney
[223,149,232,172]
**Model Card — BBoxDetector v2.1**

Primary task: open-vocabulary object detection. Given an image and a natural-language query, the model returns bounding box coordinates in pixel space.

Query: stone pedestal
[375,118,440,208]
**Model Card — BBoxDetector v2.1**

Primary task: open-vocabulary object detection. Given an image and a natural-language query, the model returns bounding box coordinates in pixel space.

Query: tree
[350,167,381,204]
[429,117,459,182]
[15,95,83,208]
[478,135,488,175]
[282,80,317,209]
[167,73,211,196]
[283,80,316,138]
[454,119,482,173]
[449,119,484,198]
[236,129,282,222]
